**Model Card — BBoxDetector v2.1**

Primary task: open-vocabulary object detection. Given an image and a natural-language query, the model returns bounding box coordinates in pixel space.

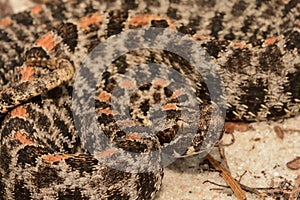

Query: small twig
[221,132,235,146]
[289,175,300,200]
[218,143,231,173]
[206,153,247,200]
[238,171,248,182]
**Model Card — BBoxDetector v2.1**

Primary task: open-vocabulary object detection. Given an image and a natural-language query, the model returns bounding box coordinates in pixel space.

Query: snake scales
[0,0,299,199]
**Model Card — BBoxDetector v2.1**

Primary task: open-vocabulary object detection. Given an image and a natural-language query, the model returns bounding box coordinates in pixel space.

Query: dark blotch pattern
[231,0,248,16]
[65,156,98,174]
[14,180,31,200]
[33,166,64,188]
[258,45,283,74]
[209,12,225,39]
[11,12,33,26]
[239,78,267,118]
[58,188,88,200]
[57,23,78,52]
[107,10,129,37]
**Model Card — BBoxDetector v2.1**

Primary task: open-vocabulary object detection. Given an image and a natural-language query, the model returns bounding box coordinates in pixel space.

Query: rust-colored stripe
[119,80,136,90]
[30,4,43,15]
[264,36,282,45]
[97,92,111,101]
[153,79,169,87]
[79,13,102,30]
[0,17,12,28]
[11,106,29,118]
[15,131,36,146]
[99,109,113,115]
[129,14,175,29]
[162,103,179,111]
[36,32,56,51]
[42,154,71,163]
[20,66,35,81]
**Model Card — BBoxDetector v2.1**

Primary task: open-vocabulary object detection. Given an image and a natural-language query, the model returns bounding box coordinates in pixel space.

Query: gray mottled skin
[0,0,299,199]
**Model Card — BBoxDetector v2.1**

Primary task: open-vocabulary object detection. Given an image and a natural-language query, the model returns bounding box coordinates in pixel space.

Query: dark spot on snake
[156,126,178,144]
[46,1,67,21]
[209,12,225,39]
[58,188,88,200]
[107,10,128,37]
[284,64,300,103]
[241,16,254,35]
[57,23,78,52]
[164,87,173,98]
[223,48,252,74]
[17,146,49,167]
[97,113,115,125]
[284,30,300,53]
[283,0,299,16]
[140,99,150,116]
[0,30,12,42]
[136,172,161,199]
[201,40,228,59]
[116,130,126,137]
[33,166,64,188]
[258,45,283,74]
[0,145,11,172]
[224,31,236,40]
[139,83,151,91]
[25,47,50,60]
[123,0,139,10]
[11,12,33,26]
[153,92,161,103]
[151,19,169,28]
[231,0,248,16]
[65,156,98,174]
[107,189,130,200]
[196,0,216,8]
[14,180,32,200]
[167,7,182,20]
[1,118,35,138]
[0,173,5,198]
[267,104,288,119]
[239,78,267,118]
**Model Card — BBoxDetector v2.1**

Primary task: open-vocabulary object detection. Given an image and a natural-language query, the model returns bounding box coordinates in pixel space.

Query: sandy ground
[2,1,300,199]
[157,115,300,200]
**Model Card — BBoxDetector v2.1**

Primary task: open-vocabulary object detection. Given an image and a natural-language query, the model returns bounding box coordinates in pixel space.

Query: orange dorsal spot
[0,17,12,28]
[98,148,116,157]
[117,120,138,127]
[125,134,141,141]
[20,66,35,81]
[232,41,249,49]
[119,80,136,90]
[42,154,71,163]
[79,13,102,30]
[192,34,210,40]
[36,32,56,51]
[15,131,36,145]
[11,106,29,118]
[30,4,43,15]
[99,109,114,115]
[153,79,169,87]
[97,92,111,101]
[171,89,185,99]
[129,14,174,29]
[264,36,282,45]
[162,103,179,111]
